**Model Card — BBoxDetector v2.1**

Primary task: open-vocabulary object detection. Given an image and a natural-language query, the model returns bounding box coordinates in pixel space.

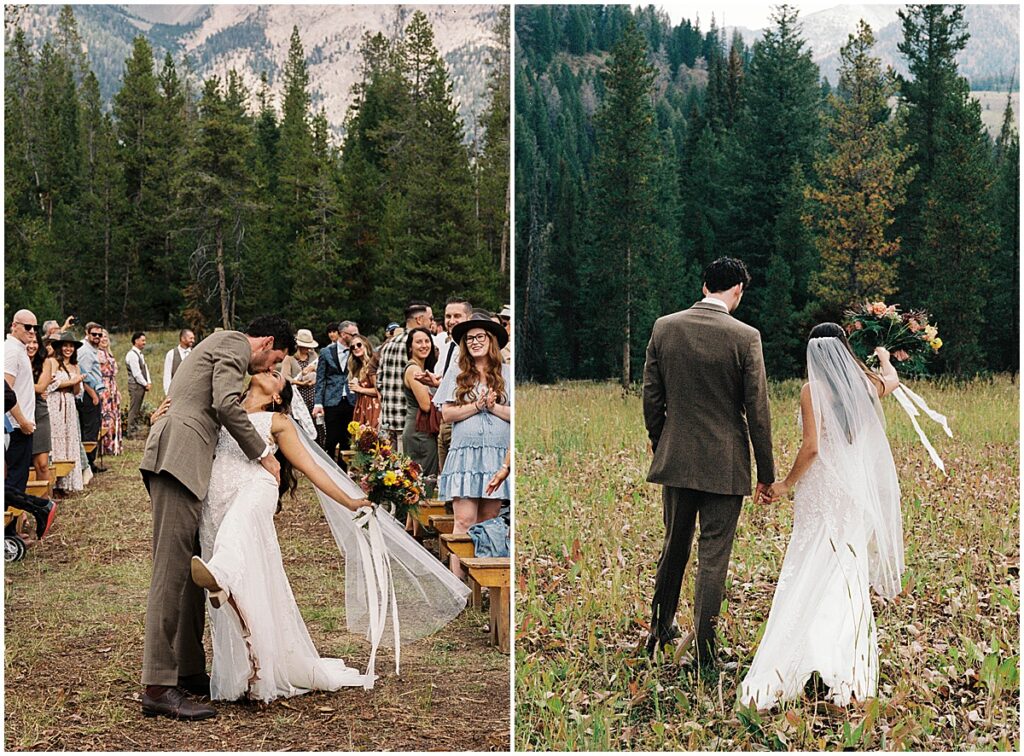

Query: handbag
[415,403,441,436]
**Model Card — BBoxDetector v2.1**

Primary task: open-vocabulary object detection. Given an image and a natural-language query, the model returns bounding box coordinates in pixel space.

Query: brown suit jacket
[140,330,266,500]
[643,302,774,496]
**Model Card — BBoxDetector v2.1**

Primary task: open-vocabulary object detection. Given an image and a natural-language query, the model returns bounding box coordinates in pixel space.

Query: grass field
[5,442,509,750]
[514,377,1019,751]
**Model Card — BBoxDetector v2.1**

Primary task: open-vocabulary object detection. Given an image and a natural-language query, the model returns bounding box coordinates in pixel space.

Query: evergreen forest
[5,6,511,335]
[515,4,1019,382]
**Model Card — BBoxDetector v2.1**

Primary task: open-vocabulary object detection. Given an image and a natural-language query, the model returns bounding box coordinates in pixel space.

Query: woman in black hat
[435,314,511,578]
[44,332,86,492]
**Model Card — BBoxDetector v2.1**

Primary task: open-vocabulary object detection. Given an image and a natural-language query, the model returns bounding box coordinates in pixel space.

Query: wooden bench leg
[471,578,482,610]
[489,586,509,653]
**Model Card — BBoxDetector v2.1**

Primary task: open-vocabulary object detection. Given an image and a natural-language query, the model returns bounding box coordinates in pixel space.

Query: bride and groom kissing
[642,257,905,710]
[138,316,468,720]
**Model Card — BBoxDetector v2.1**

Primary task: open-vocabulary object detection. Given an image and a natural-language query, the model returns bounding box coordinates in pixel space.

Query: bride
[159,369,469,702]
[737,323,903,710]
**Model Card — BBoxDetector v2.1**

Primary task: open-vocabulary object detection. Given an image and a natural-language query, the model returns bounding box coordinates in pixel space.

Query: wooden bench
[340,450,356,466]
[428,513,454,535]
[24,479,50,497]
[413,501,447,530]
[440,533,475,562]
[51,460,75,478]
[461,557,510,653]
[82,442,98,455]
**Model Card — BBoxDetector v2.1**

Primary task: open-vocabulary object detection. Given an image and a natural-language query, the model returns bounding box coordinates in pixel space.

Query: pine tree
[78,71,124,324]
[113,35,162,326]
[183,73,259,328]
[721,5,821,375]
[894,4,970,303]
[273,26,315,311]
[478,6,511,278]
[988,94,1020,372]
[806,22,915,317]
[584,18,661,386]
[896,4,997,373]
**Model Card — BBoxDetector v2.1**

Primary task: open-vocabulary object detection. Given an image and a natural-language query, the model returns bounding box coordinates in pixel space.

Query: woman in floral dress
[45,333,86,492]
[99,330,122,456]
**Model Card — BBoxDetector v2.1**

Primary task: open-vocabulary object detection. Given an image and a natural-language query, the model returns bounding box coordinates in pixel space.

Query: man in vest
[163,328,195,394]
[126,331,152,437]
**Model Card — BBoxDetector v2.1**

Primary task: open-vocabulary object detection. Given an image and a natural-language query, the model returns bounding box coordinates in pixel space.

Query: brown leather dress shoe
[141,686,216,720]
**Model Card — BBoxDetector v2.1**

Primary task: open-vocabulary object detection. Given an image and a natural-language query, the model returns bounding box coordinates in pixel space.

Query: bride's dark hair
[807,322,881,390]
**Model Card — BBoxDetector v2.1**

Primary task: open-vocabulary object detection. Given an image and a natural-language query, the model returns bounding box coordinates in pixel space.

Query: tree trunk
[500,180,510,274]
[216,224,229,329]
[623,243,632,389]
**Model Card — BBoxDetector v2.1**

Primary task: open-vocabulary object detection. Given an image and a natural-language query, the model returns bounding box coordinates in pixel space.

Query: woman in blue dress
[436,314,511,578]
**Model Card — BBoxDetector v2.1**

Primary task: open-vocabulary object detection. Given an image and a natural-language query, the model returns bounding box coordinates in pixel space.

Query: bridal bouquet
[844,301,942,376]
[347,422,425,520]
[843,301,952,473]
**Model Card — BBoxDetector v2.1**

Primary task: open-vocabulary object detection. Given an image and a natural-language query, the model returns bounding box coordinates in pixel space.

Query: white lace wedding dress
[737,339,904,710]
[737,446,877,709]
[199,412,371,701]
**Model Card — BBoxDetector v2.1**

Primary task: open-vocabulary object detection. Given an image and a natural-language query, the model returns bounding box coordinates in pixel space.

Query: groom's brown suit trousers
[139,330,267,687]
[642,302,775,665]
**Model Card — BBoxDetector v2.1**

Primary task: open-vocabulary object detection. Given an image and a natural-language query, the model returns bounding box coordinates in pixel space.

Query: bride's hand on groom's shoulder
[150,397,172,423]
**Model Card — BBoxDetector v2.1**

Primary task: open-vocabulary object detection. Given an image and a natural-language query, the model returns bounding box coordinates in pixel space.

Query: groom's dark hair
[704,257,751,293]
[245,315,296,355]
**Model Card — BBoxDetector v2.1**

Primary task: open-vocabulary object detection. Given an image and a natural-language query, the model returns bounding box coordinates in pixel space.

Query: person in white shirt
[163,329,195,394]
[5,309,39,490]
[125,331,152,437]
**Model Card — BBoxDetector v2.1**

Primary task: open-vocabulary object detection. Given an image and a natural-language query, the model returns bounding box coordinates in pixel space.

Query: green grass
[514,377,1020,751]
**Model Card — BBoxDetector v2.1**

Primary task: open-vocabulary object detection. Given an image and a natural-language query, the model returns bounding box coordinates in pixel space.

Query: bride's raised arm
[271,414,364,511]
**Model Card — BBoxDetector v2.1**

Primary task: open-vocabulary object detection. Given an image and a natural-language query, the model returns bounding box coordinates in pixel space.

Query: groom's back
[642,302,772,497]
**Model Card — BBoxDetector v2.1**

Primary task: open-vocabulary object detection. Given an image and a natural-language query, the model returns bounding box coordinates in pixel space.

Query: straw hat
[295,328,319,349]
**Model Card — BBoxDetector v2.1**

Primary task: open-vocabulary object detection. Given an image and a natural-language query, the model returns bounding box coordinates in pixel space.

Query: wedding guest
[5,309,39,491]
[324,321,340,345]
[283,328,322,445]
[348,335,381,430]
[426,298,472,474]
[402,327,439,478]
[313,321,359,465]
[436,314,511,577]
[379,303,432,446]
[78,322,108,473]
[45,332,86,492]
[26,338,54,486]
[125,331,152,437]
[99,330,122,456]
[432,316,447,353]
[163,328,195,394]
[500,305,512,364]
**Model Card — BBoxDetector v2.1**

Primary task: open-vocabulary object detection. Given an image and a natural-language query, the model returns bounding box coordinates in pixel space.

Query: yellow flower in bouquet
[930,337,943,351]
[347,421,361,438]
[924,325,938,341]
[383,470,398,486]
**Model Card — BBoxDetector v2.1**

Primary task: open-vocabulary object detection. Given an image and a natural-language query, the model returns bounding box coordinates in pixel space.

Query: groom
[138,315,295,719]
[642,257,775,673]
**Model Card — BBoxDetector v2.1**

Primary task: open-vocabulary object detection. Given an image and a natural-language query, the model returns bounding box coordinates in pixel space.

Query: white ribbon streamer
[890,385,952,473]
[352,505,401,685]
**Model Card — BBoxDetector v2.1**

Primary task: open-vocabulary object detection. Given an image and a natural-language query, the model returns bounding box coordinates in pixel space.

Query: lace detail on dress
[200,412,276,552]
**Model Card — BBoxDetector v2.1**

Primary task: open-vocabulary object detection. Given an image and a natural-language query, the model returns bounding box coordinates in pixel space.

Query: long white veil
[806,338,905,598]
[286,416,470,678]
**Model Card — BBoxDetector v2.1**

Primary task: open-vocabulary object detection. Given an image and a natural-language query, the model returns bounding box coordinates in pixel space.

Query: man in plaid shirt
[378,302,434,445]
